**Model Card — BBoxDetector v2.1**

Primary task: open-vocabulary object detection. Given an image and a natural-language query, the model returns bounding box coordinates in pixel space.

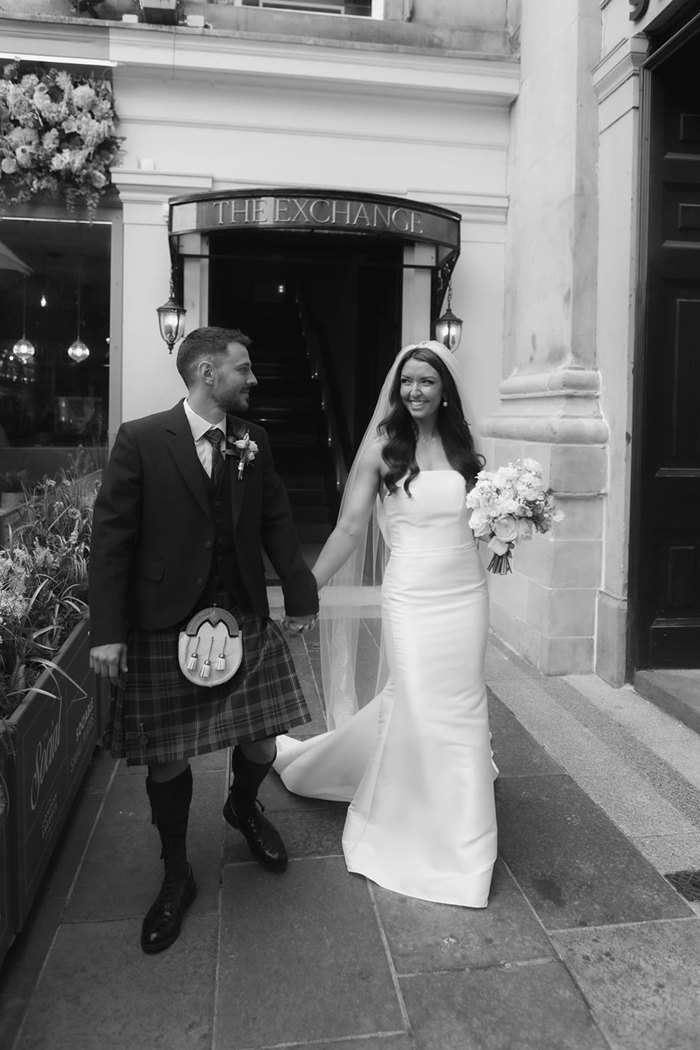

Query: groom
[89,326,318,953]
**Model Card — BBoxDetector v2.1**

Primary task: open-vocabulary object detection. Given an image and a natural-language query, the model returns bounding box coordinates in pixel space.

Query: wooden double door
[635,20,700,668]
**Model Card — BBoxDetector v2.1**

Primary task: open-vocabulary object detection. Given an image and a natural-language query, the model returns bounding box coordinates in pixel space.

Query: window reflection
[0,218,110,487]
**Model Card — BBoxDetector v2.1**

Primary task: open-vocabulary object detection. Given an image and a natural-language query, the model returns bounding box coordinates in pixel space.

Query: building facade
[0,0,698,688]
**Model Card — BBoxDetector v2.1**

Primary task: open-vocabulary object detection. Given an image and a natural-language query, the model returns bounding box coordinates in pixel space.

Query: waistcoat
[199,458,249,611]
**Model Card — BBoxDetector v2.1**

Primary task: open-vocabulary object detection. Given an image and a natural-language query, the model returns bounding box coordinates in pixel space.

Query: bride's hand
[282,613,317,635]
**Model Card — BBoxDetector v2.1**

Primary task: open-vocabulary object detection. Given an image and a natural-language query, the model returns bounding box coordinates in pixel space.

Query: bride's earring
[441,398,448,407]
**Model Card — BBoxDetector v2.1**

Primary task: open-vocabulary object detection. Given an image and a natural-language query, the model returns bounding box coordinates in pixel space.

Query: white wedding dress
[275,470,497,907]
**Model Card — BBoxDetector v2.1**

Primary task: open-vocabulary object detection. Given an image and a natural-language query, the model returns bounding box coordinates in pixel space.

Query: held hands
[90,643,128,681]
[282,613,317,636]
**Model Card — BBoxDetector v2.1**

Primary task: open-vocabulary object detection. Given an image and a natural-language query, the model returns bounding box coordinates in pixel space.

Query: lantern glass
[435,307,462,352]
[157,297,186,353]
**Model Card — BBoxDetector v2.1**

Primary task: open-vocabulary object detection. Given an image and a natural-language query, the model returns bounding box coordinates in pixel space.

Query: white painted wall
[107,30,516,428]
[411,0,508,30]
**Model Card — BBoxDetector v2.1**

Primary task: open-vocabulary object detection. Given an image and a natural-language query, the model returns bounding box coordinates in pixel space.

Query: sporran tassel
[200,636,214,679]
[216,648,226,671]
[187,641,199,671]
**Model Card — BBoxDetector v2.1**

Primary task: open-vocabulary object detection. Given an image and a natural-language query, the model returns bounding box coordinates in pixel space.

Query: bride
[275,340,497,907]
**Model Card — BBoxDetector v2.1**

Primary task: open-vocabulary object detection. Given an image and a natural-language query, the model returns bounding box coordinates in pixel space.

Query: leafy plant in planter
[0,455,99,719]
[0,62,122,217]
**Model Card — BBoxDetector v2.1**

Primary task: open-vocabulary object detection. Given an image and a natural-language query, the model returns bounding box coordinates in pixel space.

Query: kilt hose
[106,606,311,766]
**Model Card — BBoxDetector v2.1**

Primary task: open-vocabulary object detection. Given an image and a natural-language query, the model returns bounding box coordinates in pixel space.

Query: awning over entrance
[168,187,461,302]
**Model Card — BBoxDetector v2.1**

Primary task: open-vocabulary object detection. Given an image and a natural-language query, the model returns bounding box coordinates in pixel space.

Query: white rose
[523,458,543,474]
[492,516,518,544]
[468,508,493,538]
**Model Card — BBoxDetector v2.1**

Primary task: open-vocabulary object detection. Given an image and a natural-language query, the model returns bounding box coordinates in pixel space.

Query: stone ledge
[633,670,700,737]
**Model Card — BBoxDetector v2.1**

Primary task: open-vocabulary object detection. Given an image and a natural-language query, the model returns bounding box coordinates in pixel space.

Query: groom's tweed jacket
[88,400,318,647]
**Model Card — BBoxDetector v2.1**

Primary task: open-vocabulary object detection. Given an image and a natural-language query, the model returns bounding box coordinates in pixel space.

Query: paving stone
[636,832,700,873]
[259,766,342,813]
[224,800,347,864]
[216,856,404,1047]
[15,914,218,1050]
[551,919,700,1050]
[64,767,226,922]
[279,1037,413,1050]
[39,789,103,903]
[0,891,66,1050]
[399,960,610,1050]
[81,748,120,794]
[496,775,693,929]
[120,749,230,774]
[488,692,563,778]
[373,860,554,975]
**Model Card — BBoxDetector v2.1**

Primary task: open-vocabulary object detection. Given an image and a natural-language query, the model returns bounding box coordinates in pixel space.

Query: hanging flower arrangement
[0,62,122,218]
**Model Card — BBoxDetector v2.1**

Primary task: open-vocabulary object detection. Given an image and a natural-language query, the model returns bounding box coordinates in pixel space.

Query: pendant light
[157,260,186,355]
[12,273,36,364]
[435,282,463,352]
[68,250,90,363]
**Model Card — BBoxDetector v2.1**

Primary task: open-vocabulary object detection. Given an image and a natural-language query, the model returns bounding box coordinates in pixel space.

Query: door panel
[637,37,700,667]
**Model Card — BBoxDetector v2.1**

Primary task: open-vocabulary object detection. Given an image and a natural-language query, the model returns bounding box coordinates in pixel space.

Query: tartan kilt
[106,607,311,765]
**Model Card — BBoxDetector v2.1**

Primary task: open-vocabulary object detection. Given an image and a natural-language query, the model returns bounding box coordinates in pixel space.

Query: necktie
[204,428,225,486]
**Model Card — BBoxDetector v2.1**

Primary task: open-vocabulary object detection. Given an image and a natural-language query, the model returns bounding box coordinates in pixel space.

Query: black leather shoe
[141,863,197,954]
[223,796,288,871]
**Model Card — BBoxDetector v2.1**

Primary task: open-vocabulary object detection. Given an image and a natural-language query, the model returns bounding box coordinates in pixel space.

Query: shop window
[0,218,110,487]
[237,0,375,15]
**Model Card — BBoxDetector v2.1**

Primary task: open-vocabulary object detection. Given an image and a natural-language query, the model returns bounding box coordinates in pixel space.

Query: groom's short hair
[176,326,251,386]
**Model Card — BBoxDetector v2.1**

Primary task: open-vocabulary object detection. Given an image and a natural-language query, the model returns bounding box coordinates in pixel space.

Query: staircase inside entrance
[237,302,340,572]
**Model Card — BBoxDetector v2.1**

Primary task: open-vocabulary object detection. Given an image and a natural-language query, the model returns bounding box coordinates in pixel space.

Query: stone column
[479,0,604,674]
[110,169,212,425]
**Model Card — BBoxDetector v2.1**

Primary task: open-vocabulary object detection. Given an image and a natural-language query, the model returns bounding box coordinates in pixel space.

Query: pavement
[1,607,700,1050]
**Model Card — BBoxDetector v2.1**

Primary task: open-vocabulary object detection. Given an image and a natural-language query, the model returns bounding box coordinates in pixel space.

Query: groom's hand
[282,613,317,636]
[90,642,128,681]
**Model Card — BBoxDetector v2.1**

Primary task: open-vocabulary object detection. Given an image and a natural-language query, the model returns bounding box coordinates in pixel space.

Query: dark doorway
[207,230,403,546]
[633,23,700,668]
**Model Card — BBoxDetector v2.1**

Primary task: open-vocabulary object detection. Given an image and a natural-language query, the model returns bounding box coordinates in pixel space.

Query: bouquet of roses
[466,458,563,574]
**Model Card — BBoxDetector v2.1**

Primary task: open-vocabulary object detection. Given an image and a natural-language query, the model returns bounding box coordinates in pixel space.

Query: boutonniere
[223,431,259,480]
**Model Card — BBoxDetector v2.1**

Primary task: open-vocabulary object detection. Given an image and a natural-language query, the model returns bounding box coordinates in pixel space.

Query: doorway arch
[166,188,461,550]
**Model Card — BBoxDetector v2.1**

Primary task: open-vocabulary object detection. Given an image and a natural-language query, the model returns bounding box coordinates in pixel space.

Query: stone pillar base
[479,369,608,676]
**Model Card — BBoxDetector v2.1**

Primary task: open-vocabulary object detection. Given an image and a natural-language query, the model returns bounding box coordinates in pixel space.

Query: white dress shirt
[183,399,226,478]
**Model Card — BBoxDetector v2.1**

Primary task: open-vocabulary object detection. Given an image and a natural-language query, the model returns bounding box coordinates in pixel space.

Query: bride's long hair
[378,345,484,495]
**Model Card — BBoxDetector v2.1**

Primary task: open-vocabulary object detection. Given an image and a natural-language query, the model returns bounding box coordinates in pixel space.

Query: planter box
[0,500,26,548]
[0,743,16,969]
[0,493,23,511]
[7,616,97,931]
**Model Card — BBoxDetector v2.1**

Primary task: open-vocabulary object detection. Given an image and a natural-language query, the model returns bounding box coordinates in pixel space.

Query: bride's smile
[400,358,443,422]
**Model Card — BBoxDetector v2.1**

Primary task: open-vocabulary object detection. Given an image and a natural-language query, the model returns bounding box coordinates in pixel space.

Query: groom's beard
[213,388,252,414]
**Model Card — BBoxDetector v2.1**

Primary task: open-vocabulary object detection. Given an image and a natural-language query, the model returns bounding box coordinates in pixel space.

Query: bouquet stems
[487,550,513,575]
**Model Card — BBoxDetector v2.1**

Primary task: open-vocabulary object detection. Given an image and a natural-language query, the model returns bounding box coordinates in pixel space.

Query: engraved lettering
[275,198,292,222]
[75,699,95,742]
[289,198,312,223]
[629,0,649,21]
[230,198,248,224]
[351,203,371,227]
[30,718,61,812]
[390,208,410,232]
[331,200,351,224]
[371,205,391,230]
[214,200,229,225]
[410,212,424,235]
[249,198,265,223]
[309,199,332,224]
